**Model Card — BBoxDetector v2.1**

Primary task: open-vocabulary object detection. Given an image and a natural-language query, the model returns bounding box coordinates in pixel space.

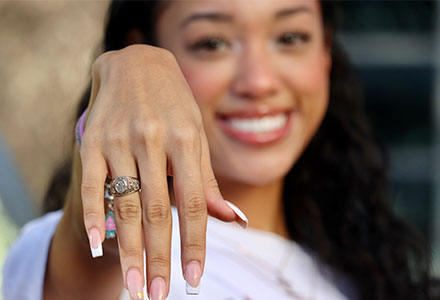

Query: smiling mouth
[215,109,294,146]
[226,113,288,133]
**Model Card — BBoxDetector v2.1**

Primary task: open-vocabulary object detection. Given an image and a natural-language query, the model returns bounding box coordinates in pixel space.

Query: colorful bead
[105,211,117,239]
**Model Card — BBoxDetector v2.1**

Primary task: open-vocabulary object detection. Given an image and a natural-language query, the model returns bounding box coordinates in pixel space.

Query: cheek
[282,55,330,122]
[278,54,330,160]
[282,52,329,94]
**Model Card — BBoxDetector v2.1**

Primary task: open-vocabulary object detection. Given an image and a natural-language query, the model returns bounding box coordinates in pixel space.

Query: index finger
[79,137,107,258]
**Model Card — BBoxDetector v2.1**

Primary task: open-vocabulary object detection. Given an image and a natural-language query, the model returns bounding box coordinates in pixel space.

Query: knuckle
[115,199,142,222]
[191,108,204,129]
[104,133,127,152]
[134,119,163,145]
[83,210,102,224]
[183,192,206,220]
[145,203,171,226]
[80,131,100,153]
[81,180,102,198]
[119,247,142,261]
[175,126,198,142]
[184,242,205,255]
[172,126,200,148]
[148,255,170,270]
[206,177,220,191]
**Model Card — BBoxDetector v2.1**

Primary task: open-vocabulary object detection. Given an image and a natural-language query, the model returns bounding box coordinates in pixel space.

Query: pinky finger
[199,128,248,228]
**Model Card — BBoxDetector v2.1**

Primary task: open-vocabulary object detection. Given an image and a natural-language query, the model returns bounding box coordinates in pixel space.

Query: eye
[278,32,310,46]
[188,36,231,52]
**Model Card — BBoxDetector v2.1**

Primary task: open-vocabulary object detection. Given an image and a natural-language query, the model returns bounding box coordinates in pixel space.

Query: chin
[245,173,287,186]
[216,155,296,187]
[226,168,289,187]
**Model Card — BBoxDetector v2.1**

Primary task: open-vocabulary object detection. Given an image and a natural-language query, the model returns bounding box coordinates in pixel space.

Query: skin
[157,0,331,237]
[43,0,331,299]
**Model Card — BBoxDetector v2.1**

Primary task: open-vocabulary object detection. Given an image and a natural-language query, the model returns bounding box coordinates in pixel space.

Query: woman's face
[157,0,331,187]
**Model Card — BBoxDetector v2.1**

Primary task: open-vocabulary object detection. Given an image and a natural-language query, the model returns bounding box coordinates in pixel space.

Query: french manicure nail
[185,261,202,295]
[225,200,248,229]
[127,268,144,300]
[88,227,103,258]
[149,277,166,300]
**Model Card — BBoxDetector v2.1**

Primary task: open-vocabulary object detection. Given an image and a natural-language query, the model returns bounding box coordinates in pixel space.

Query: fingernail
[149,277,166,300]
[184,261,201,295]
[127,268,144,300]
[225,200,248,229]
[88,227,103,258]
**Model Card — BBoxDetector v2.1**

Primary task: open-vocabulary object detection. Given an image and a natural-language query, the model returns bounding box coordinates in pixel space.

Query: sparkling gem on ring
[110,176,141,197]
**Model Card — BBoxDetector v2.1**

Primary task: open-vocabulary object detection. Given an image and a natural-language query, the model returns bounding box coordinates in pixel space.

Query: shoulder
[2,210,62,300]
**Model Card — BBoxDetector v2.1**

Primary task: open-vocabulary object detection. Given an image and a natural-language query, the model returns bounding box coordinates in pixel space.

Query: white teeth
[227,114,287,133]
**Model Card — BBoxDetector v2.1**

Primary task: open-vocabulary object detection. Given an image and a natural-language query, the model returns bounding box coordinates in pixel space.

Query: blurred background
[0,0,439,290]
[0,0,109,289]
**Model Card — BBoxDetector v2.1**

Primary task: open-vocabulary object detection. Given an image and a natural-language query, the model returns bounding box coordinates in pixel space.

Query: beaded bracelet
[75,107,88,148]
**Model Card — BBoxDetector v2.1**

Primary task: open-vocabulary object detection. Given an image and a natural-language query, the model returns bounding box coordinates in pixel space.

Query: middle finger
[136,142,172,300]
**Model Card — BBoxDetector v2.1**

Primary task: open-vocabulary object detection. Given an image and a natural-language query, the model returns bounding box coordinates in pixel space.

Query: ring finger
[106,151,144,300]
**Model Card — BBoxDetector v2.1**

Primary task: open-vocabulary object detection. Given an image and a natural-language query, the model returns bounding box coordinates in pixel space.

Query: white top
[2,207,357,300]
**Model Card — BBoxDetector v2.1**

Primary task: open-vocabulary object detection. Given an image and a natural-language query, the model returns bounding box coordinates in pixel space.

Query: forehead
[161,0,321,24]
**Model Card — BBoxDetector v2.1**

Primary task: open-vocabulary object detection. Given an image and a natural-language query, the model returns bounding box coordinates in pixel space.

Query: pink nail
[149,277,166,300]
[126,268,144,299]
[88,227,103,258]
[225,201,248,229]
[184,261,201,294]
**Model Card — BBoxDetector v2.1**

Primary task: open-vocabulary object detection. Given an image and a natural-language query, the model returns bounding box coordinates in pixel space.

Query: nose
[231,43,280,100]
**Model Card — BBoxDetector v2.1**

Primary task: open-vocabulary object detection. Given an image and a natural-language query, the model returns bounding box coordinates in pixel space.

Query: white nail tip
[225,201,248,229]
[91,244,103,258]
[186,281,200,295]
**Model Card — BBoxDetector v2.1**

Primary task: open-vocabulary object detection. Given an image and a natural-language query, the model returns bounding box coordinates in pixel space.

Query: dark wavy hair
[44,1,438,299]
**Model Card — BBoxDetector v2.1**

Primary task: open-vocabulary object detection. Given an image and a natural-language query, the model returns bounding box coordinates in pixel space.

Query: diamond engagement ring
[110,176,141,197]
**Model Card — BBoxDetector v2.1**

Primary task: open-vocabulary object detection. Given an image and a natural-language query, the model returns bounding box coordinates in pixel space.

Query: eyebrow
[275,6,313,19]
[180,12,233,28]
[180,6,312,28]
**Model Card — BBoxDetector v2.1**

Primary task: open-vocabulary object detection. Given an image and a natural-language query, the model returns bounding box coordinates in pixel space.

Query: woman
[2,1,435,299]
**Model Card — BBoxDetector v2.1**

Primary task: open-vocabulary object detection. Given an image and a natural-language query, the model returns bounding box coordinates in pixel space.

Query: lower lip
[216,112,294,146]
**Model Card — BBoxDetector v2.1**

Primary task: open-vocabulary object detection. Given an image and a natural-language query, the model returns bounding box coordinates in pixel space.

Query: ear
[124,29,145,46]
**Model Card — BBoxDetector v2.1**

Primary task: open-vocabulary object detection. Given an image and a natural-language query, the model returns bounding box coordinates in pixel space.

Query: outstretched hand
[78,45,247,299]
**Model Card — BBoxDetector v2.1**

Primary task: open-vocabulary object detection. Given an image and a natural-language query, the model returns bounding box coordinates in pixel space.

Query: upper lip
[216,106,293,119]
